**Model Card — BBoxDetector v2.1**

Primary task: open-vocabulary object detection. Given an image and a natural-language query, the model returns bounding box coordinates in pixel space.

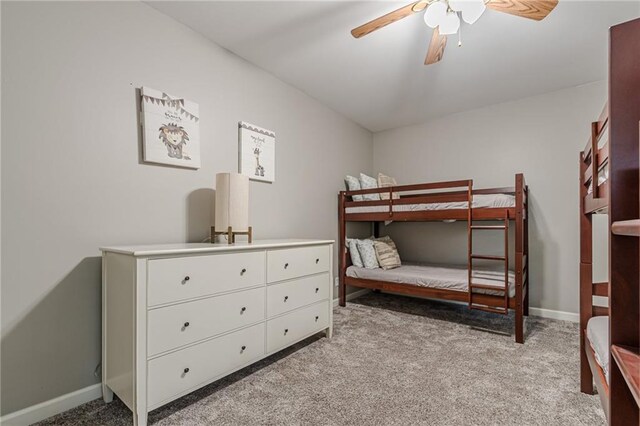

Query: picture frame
[141,87,201,169]
[238,121,275,183]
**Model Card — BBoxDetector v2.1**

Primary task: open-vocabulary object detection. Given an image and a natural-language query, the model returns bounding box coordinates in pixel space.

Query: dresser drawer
[267,273,330,317]
[147,323,265,407]
[266,301,329,354]
[148,287,265,357]
[147,251,265,306]
[266,245,330,283]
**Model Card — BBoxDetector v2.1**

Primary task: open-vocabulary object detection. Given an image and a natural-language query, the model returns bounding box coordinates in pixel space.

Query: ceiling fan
[351,0,558,65]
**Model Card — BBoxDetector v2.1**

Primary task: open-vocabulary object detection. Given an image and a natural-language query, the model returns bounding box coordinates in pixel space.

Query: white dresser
[100,239,334,426]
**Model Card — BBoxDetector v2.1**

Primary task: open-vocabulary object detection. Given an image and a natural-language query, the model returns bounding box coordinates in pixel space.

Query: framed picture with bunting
[141,86,201,169]
[238,121,275,183]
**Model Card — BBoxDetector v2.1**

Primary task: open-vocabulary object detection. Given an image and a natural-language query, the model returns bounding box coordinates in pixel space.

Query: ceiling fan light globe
[451,0,486,24]
[424,1,448,28]
[448,0,485,24]
[438,11,460,35]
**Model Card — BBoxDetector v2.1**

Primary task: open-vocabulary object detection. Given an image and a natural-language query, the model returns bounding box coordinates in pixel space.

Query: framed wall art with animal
[141,86,201,169]
[238,121,275,183]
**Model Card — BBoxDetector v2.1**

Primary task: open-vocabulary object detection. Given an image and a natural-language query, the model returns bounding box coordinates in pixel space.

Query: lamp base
[211,226,252,244]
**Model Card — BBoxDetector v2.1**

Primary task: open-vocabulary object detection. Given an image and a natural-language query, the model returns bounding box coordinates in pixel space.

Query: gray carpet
[37,293,605,425]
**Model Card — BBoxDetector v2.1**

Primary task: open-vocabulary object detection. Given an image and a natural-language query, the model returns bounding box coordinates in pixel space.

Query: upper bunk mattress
[346,262,515,297]
[586,315,610,383]
[345,193,515,214]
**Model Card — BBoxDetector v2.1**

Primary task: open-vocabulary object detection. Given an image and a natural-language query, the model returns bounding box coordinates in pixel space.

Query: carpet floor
[37,293,605,425]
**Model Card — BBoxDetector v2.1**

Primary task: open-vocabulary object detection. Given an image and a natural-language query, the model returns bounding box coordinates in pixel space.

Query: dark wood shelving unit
[611,345,640,408]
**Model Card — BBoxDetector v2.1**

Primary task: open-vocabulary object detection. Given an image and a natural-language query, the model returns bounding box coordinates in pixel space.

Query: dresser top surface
[100,239,334,257]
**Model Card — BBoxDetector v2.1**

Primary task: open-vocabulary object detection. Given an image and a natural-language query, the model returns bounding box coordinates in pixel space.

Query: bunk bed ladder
[468,211,510,314]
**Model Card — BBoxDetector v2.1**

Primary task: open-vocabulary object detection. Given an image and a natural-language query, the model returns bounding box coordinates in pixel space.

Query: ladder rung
[470,304,508,315]
[470,225,506,230]
[470,255,506,261]
[469,283,507,292]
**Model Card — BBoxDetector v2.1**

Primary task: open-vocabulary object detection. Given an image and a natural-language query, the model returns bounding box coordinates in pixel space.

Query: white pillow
[344,175,364,202]
[347,239,364,267]
[359,173,380,201]
[356,239,379,269]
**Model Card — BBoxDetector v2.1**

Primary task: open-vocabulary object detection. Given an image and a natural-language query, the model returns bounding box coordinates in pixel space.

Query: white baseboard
[1,383,101,426]
[332,289,370,307]
[334,289,579,322]
[529,307,579,322]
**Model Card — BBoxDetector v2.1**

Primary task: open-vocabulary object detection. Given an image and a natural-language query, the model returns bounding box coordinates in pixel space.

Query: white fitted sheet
[345,193,515,214]
[346,262,515,297]
[586,316,609,383]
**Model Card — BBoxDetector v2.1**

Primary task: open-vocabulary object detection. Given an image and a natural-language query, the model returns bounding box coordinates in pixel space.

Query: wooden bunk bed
[338,173,529,343]
[579,17,639,425]
[579,102,611,418]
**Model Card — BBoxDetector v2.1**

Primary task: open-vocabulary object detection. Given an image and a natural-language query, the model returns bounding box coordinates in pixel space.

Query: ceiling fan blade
[412,0,430,12]
[486,0,558,21]
[351,2,421,38]
[425,27,447,65]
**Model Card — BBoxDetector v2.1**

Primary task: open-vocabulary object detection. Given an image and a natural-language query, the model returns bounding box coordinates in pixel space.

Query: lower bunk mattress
[346,262,515,297]
[345,193,515,214]
[586,315,610,383]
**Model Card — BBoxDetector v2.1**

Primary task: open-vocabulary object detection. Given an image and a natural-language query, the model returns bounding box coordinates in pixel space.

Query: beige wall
[0,1,372,415]
[373,81,608,315]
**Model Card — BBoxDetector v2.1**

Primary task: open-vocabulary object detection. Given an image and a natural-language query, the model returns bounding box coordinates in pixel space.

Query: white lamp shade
[214,172,249,232]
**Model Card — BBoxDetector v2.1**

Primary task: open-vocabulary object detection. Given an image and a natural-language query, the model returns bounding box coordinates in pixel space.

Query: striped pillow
[373,236,401,270]
[378,173,399,200]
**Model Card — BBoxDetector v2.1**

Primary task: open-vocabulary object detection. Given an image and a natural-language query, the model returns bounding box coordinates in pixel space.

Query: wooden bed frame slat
[593,306,609,317]
[345,207,517,222]
[344,276,518,309]
[593,282,609,297]
[344,179,472,197]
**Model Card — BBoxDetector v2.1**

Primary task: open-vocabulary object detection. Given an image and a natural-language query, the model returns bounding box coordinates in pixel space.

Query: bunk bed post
[373,222,380,238]
[515,173,525,344]
[523,183,529,317]
[467,180,473,308]
[608,18,640,425]
[579,151,595,395]
[590,122,599,199]
[338,191,347,307]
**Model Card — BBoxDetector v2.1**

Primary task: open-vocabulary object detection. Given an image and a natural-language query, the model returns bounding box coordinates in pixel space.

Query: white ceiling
[149,1,640,132]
